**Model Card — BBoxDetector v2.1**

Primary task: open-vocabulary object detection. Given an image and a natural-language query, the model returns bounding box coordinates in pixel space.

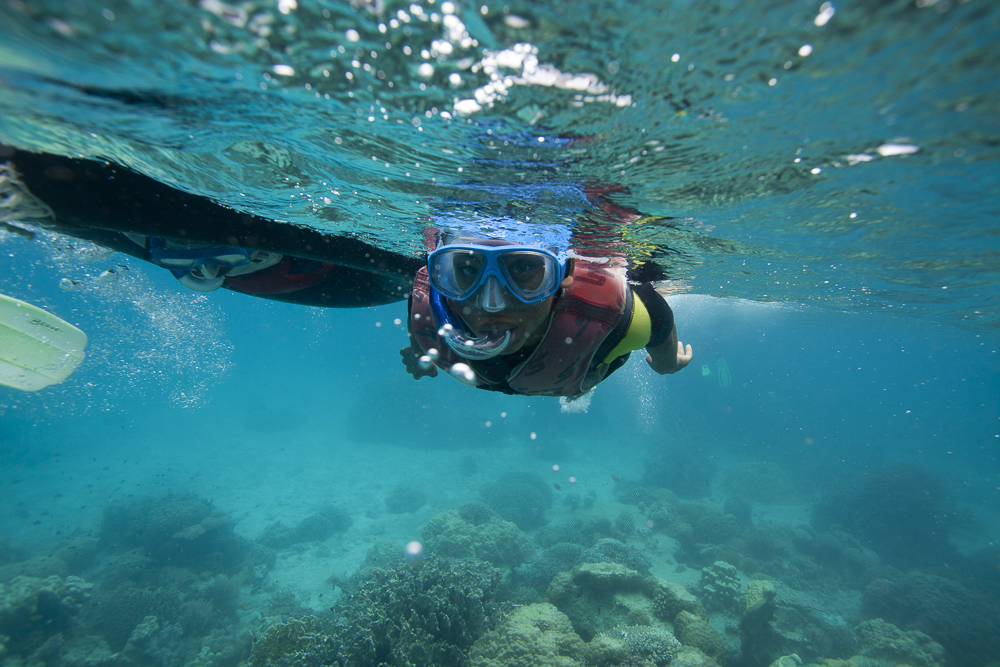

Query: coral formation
[700,561,742,614]
[651,579,706,622]
[813,464,959,569]
[423,508,535,569]
[670,645,723,667]
[860,571,998,667]
[546,562,651,640]
[88,580,182,651]
[610,624,683,665]
[674,610,726,664]
[739,580,780,667]
[854,618,945,667]
[100,494,245,572]
[582,538,653,575]
[512,542,586,599]
[468,602,616,667]
[364,540,405,569]
[385,483,428,514]
[257,506,353,550]
[334,557,504,667]
[480,472,553,530]
[0,575,92,654]
[249,615,337,667]
[738,580,858,667]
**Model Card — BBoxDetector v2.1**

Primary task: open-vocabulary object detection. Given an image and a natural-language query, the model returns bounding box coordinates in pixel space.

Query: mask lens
[500,251,556,300]
[430,248,486,299]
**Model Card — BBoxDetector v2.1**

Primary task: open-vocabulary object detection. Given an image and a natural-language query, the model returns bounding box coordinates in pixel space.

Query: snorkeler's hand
[646,340,693,375]
[400,345,438,380]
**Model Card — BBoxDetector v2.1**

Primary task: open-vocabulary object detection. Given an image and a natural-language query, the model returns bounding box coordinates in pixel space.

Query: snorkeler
[399,221,692,397]
[1,144,692,398]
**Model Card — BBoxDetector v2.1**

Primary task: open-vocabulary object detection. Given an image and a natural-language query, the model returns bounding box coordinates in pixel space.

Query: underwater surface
[0,0,998,665]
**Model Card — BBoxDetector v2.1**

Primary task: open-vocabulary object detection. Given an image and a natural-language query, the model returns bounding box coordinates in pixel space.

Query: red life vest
[409,257,628,397]
[224,256,335,295]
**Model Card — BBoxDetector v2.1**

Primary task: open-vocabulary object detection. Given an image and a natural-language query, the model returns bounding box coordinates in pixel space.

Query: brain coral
[423,508,535,569]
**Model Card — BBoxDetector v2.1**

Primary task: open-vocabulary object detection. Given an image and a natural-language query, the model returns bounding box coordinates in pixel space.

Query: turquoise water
[1,0,998,665]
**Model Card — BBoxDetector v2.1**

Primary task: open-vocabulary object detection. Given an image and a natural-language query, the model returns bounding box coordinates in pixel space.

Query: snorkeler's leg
[1,145,422,305]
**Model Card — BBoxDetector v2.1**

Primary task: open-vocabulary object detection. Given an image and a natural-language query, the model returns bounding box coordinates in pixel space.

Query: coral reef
[100,494,245,572]
[249,616,338,667]
[423,507,535,569]
[0,552,70,584]
[738,580,858,667]
[333,557,504,667]
[860,571,999,667]
[385,483,428,514]
[605,624,683,665]
[468,602,619,667]
[87,580,182,651]
[511,542,586,599]
[674,610,726,665]
[547,562,691,642]
[651,580,706,623]
[723,462,801,505]
[700,562,741,614]
[119,614,185,666]
[813,464,960,569]
[479,472,553,530]
[0,574,92,654]
[582,538,653,575]
[854,618,945,667]
[739,580,780,667]
[253,558,504,667]
[645,503,695,544]
[364,540,406,569]
[670,646,722,667]
[257,506,352,550]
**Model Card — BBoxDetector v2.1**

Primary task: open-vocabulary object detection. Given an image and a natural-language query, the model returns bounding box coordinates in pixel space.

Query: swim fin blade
[0,293,87,391]
[716,357,732,388]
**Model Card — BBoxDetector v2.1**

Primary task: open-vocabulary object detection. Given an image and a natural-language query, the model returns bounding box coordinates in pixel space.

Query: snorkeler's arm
[631,283,692,375]
[646,322,693,375]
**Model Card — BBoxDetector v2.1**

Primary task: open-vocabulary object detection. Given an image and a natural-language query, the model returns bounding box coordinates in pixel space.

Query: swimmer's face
[446,239,572,355]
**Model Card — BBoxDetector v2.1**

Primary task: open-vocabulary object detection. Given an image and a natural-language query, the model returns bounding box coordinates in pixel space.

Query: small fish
[553,484,561,490]
[32,520,41,525]
[29,614,43,622]
[8,480,19,485]
[611,475,620,483]
[102,466,110,471]
[53,493,63,499]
